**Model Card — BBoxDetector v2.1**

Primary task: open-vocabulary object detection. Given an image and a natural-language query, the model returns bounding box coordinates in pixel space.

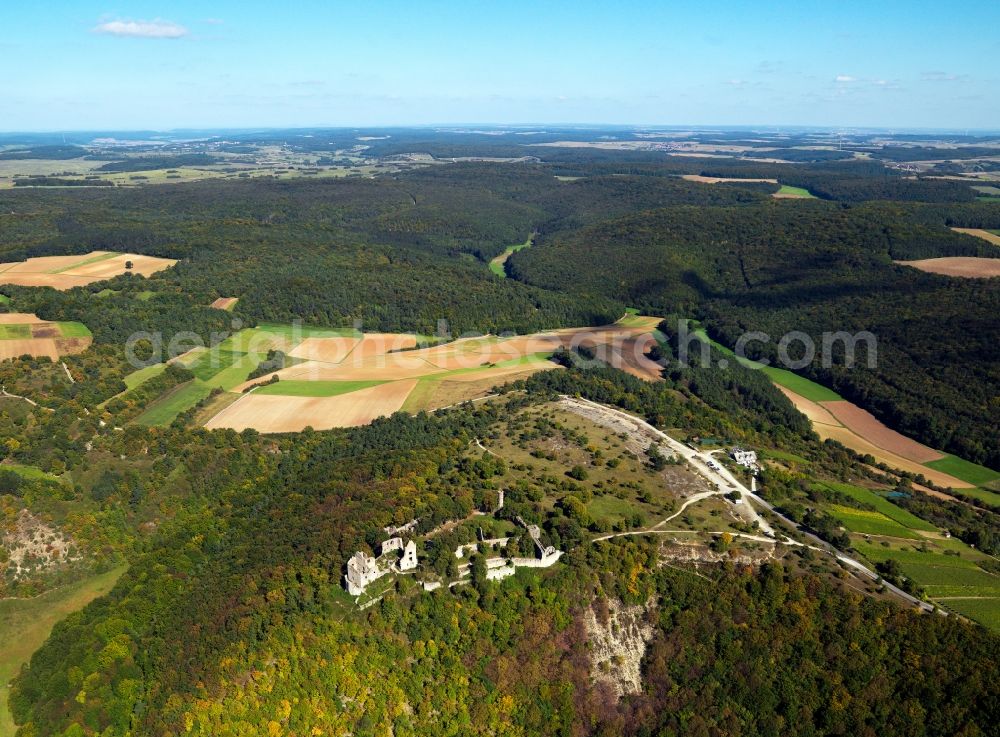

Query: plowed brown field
[820,400,944,463]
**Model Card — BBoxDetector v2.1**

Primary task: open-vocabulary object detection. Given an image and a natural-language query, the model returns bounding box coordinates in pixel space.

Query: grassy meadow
[489,236,534,277]
[775,184,817,198]
[254,379,386,397]
[0,567,125,737]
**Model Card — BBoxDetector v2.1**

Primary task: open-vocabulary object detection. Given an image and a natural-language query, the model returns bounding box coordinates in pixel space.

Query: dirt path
[560,396,774,533]
[560,396,937,614]
[650,491,721,529]
[0,387,53,412]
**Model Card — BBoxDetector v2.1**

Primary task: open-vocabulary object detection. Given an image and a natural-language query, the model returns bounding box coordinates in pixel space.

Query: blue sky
[3,0,999,131]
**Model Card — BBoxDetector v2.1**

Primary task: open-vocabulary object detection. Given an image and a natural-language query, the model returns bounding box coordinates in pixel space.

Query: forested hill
[509,200,1000,468]
[9,385,998,737]
[0,176,627,337]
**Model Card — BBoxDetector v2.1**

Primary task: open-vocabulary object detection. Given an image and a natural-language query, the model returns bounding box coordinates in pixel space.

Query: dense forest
[509,198,1000,467]
[2,161,997,464]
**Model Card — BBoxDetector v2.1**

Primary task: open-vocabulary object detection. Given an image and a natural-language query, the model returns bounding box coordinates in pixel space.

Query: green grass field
[587,494,641,526]
[951,486,1000,507]
[762,449,810,464]
[924,454,1000,488]
[133,380,212,426]
[136,290,156,301]
[184,349,246,382]
[216,323,357,353]
[254,379,386,397]
[0,325,30,339]
[0,294,10,304]
[489,236,533,277]
[617,313,657,328]
[123,362,167,390]
[255,322,358,340]
[49,251,116,274]
[0,566,126,737]
[815,481,938,531]
[205,356,266,391]
[400,377,440,412]
[759,365,842,401]
[902,563,1000,592]
[941,598,1000,631]
[692,326,842,401]
[174,347,269,391]
[827,504,920,538]
[776,184,817,198]
[0,462,61,482]
[852,541,985,568]
[56,321,91,338]
[851,539,1000,630]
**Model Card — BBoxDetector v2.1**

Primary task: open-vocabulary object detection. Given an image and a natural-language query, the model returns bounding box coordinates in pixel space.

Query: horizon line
[3,123,1000,136]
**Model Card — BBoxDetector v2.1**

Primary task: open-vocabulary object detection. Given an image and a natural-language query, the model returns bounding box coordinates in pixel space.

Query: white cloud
[921,71,966,82]
[92,19,188,39]
[835,75,856,83]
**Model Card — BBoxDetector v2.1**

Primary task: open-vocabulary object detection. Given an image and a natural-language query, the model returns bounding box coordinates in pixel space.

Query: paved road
[560,395,937,614]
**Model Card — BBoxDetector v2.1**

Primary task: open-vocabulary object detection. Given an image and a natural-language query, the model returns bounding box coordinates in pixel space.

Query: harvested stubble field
[203,317,662,433]
[0,251,176,289]
[700,327,971,486]
[894,257,1000,278]
[950,227,1000,246]
[206,380,419,432]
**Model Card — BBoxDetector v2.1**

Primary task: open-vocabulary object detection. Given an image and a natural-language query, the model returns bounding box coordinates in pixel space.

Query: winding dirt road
[560,395,937,614]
